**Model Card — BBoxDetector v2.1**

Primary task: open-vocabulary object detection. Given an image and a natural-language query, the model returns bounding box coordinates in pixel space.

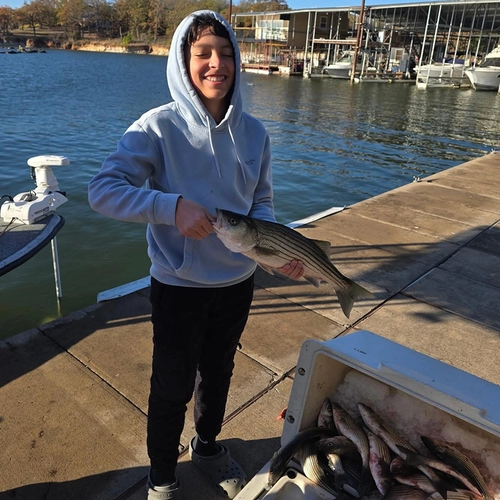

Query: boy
[88,10,302,500]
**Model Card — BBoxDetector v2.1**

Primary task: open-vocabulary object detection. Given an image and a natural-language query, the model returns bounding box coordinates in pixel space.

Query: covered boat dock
[232,0,500,86]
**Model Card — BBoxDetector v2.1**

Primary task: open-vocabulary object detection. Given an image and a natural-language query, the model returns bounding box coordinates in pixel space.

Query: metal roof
[233,1,500,35]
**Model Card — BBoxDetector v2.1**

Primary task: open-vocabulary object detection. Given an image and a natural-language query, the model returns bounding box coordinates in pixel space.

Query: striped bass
[421,436,493,500]
[317,397,335,430]
[358,403,451,497]
[316,436,360,457]
[266,426,336,490]
[394,472,437,494]
[397,445,483,498]
[213,209,373,318]
[331,401,371,489]
[297,439,338,495]
[366,428,393,495]
[384,484,429,499]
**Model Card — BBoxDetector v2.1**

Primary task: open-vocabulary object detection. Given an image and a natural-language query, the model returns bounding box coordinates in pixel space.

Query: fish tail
[335,279,373,318]
[399,449,451,499]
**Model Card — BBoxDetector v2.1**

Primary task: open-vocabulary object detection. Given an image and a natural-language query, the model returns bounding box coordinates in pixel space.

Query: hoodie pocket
[175,236,195,277]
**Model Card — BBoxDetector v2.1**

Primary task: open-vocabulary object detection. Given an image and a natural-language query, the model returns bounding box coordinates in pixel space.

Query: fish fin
[254,246,281,257]
[396,447,451,499]
[257,263,276,275]
[304,276,322,288]
[335,279,374,318]
[310,239,332,255]
[396,445,420,462]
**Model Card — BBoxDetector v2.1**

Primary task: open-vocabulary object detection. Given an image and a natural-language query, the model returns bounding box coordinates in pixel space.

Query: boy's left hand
[277,260,304,280]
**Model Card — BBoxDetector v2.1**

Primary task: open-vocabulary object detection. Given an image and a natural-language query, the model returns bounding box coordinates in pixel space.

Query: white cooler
[235,330,500,500]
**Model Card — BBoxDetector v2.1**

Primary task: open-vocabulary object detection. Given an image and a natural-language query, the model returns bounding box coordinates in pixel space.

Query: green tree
[86,0,114,35]
[115,0,149,40]
[57,0,87,38]
[16,1,48,36]
[37,0,58,27]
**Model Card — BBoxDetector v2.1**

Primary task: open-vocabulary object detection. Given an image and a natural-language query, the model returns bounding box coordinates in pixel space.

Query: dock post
[50,236,62,300]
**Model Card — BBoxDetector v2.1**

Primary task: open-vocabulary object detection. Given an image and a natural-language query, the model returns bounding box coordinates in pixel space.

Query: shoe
[146,473,182,500]
[189,437,247,499]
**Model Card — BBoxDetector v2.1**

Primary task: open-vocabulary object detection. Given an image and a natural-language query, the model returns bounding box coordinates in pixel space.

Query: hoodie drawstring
[228,123,247,185]
[207,116,222,178]
[206,116,247,185]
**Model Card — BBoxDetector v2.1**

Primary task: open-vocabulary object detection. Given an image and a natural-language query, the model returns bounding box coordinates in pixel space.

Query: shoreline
[70,42,170,57]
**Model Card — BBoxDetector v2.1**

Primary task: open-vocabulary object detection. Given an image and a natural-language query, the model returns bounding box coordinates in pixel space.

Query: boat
[465,44,500,90]
[415,59,466,88]
[416,60,465,79]
[324,51,363,79]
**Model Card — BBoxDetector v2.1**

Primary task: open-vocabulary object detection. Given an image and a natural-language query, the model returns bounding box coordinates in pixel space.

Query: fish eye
[229,217,238,226]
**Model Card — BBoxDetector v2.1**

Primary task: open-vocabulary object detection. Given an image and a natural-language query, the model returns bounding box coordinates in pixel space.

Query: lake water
[1,49,499,339]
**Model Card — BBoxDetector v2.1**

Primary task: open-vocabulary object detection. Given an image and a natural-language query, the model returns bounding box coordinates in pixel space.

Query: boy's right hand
[175,198,216,240]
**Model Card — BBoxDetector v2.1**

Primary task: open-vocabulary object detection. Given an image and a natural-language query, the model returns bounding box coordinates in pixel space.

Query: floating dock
[1,152,499,499]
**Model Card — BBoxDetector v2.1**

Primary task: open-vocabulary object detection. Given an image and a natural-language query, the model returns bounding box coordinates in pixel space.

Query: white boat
[324,51,363,79]
[416,61,465,79]
[465,45,500,90]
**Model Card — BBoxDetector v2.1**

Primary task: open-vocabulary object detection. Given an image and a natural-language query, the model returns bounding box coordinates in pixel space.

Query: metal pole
[442,5,456,77]
[351,0,366,83]
[303,11,311,77]
[310,11,317,74]
[473,4,488,64]
[464,4,478,67]
[50,236,62,300]
[427,4,443,83]
[327,12,334,65]
[417,4,433,88]
[361,11,370,78]
[487,3,499,53]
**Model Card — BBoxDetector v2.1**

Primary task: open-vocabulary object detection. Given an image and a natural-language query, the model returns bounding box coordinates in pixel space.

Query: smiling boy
[88,10,302,500]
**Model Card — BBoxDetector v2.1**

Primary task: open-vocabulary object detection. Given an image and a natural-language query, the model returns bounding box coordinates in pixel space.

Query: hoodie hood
[166,10,242,129]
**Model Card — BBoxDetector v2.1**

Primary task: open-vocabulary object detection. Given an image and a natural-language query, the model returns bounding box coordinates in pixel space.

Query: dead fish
[296,439,337,495]
[317,397,335,430]
[317,436,360,457]
[316,439,352,493]
[383,484,428,499]
[397,445,482,498]
[428,490,483,500]
[212,209,373,318]
[332,401,371,490]
[267,426,336,490]
[358,403,418,455]
[394,473,437,494]
[421,436,493,500]
[390,456,416,475]
[366,428,393,495]
[358,403,450,497]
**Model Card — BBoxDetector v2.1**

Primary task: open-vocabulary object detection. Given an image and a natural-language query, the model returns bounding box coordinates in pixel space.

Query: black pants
[147,274,255,475]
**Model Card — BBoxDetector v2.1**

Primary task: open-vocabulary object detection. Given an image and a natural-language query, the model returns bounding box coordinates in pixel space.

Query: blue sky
[3,0,406,11]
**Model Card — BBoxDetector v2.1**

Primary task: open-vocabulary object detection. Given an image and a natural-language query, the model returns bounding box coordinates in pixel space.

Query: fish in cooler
[271,400,495,500]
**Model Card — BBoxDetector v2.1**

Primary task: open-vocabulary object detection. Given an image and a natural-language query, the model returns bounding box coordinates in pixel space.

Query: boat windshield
[337,52,354,63]
[479,57,500,67]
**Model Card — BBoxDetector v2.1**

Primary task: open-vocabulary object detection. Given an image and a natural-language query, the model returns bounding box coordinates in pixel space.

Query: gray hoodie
[88,10,275,287]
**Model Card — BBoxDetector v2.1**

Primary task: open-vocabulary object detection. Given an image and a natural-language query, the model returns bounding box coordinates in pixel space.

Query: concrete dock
[1,152,499,500]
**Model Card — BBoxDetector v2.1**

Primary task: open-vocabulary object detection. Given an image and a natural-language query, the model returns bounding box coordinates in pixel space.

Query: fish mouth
[212,208,223,231]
